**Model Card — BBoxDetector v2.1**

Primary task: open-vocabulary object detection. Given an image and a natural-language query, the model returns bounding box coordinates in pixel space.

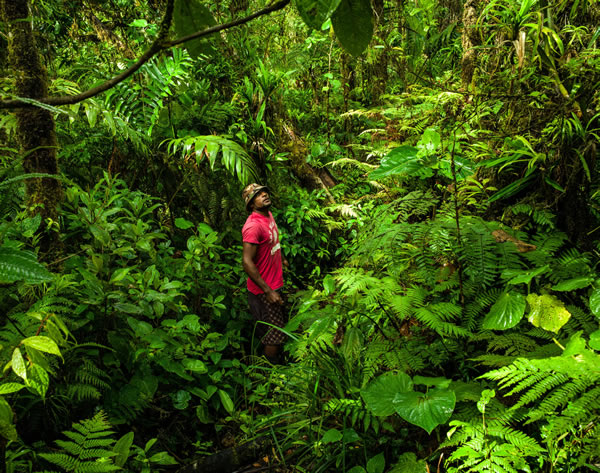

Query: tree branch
[0,0,291,109]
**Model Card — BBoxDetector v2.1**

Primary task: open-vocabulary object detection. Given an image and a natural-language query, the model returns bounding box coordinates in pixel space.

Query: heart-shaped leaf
[393,388,456,434]
[361,372,413,416]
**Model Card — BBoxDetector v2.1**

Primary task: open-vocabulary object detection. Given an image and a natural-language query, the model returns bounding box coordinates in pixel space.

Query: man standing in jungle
[242,183,288,363]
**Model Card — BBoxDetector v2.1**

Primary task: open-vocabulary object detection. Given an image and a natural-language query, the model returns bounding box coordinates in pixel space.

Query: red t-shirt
[242,211,283,295]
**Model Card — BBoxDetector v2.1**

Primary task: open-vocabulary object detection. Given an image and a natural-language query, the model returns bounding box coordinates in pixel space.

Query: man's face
[252,190,271,211]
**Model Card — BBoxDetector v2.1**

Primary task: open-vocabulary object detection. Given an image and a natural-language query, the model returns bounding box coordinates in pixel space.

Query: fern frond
[38,412,119,473]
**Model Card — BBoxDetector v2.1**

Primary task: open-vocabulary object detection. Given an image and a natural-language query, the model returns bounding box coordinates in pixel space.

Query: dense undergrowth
[2,0,600,472]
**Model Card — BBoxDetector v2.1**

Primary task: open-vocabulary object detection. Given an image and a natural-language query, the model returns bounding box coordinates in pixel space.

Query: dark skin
[242,189,288,359]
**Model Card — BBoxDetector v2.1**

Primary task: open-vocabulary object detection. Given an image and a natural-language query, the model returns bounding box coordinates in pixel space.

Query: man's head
[242,183,271,212]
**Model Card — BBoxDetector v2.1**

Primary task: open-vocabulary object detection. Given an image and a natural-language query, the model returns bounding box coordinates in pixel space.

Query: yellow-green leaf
[0,383,25,395]
[22,336,61,356]
[527,293,571,333]
[11,348,26,381]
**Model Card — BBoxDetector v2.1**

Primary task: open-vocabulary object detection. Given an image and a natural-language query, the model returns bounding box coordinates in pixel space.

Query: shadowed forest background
[1,0,600,472]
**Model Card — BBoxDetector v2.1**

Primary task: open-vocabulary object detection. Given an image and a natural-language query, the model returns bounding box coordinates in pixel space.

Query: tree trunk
[461,0,480,89]
[1,0,62,257]
[367,0,388,103]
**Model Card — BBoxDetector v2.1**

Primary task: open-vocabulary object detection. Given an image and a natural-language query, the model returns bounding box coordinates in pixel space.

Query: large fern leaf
[165,134,258,185]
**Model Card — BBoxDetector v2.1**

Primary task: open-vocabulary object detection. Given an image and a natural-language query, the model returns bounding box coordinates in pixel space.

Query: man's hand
[265,289,284,305]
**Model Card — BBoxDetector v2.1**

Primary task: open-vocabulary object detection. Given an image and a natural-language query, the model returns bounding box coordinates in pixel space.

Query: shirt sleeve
[242,220,263,244]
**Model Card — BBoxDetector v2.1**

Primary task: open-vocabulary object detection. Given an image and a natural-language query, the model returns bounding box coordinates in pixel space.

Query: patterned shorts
[248,290,288,345]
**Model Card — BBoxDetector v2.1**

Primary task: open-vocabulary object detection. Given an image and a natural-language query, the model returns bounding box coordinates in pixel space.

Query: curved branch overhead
[0,0,291,110]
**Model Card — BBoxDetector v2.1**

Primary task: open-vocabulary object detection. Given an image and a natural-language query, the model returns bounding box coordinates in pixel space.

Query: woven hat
[242,183,269,211]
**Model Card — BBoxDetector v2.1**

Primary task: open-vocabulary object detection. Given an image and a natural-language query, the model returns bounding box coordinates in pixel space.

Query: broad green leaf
[321,428,342,443]
[331,0,373,57]
[110,267,132,284]
[206,385,218,399]
[589,330,600,351]
[197,223,214,235]
[590,289,600,317]
[295,0,342,29]
[116,303,143,315]
[342,428,360,442]
[482,292,526,330]
[22,336,61,356]
[438,155,475,181]
[393,388,456,434]
[527,293,571,333]
[153,301,165,317]
[27,364,50,398]
[89,224,111,245]
[130,19,148,27]
[552,277,593,292]
[0,383,25,395]
[369,146,432,180]
[175,217,195,230]
[180,314,202,333]
[11,348,26,381]
[502,265,549,285]
[0,398,17,441]
[361,372,413,416]
[148,451,178,465]
[172,389,191,410]
[218,389,234,414]
[127,317,153,337]
[347,467,367,473]
[418,128,441,154]
[173,0,217,58]
[563,331,587,356]
[182,358,208,373]
[367,453,385,473]
[412,376,451,389]
[114,431,134,467]
[196,405,212,424]
[0,247,53,284]
[323,274,336,295]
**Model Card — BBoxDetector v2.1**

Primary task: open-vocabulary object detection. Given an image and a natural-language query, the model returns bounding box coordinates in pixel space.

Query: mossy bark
[1,0,62,257]
[461,0,480,89]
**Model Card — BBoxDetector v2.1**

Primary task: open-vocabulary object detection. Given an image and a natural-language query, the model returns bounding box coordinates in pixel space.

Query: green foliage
[478,332,600,470]
[331,0,374,57]
[165,134,258,185]
[3,0,600,470]
[295,0,342,29]
[36,412,120,473]
[173,0,216,58]
[0,247,54,284]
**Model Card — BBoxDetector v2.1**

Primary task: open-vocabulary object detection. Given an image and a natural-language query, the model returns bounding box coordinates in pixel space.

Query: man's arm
[242,241,283,304]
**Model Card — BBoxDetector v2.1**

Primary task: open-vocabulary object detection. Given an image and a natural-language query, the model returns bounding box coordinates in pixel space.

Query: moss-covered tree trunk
[461,0,480,89]
[1,0,62,257]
